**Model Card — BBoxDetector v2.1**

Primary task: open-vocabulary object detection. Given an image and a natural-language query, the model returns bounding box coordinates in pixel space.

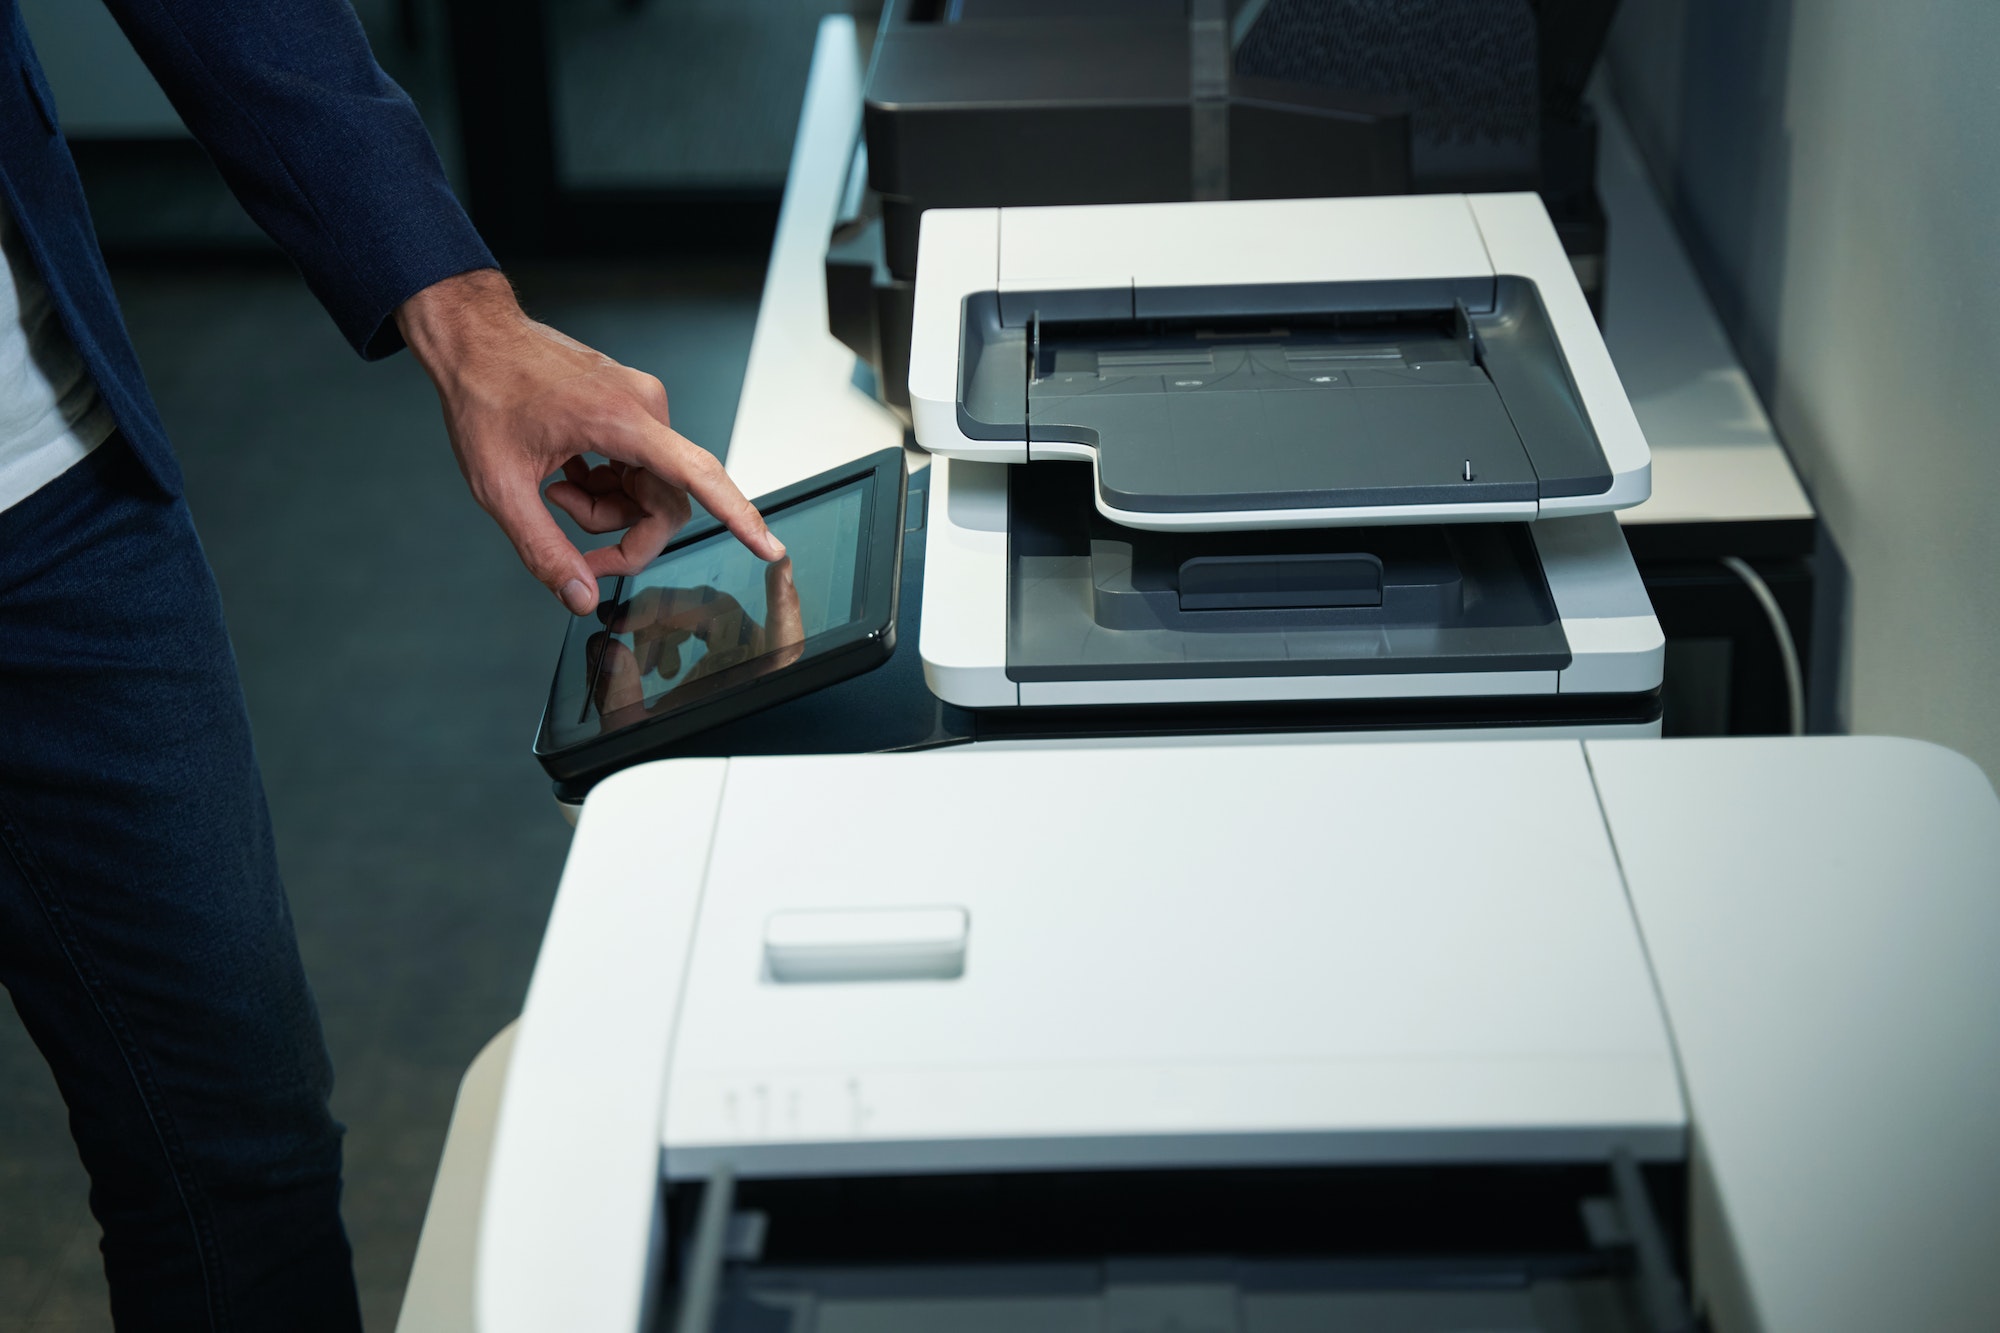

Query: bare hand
[395,269,783,616]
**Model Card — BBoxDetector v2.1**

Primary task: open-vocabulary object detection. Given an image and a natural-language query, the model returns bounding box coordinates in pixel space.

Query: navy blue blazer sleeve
[100,0,497,359]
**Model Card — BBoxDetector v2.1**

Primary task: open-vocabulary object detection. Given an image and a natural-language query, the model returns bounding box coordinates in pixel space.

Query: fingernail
[559,579,593,615]
[768,536,787,560]
[780,564,794,586]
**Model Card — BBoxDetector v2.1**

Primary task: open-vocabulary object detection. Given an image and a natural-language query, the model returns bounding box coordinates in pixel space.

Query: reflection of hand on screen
[586,558,805,729]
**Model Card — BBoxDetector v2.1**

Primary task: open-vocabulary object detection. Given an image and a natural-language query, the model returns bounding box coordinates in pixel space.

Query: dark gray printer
[828,0,1623,419]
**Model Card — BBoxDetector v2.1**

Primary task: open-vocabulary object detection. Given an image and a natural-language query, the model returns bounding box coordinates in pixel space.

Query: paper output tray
[957,278,1614,523]
[1005,463,1572,684]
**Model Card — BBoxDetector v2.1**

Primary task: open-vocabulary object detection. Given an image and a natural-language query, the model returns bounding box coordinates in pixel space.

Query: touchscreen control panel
[535,450,905,786]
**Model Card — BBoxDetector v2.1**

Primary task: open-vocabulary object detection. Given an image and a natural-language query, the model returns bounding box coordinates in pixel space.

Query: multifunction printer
[473,737,2000,1333]
[912,193,1664,732]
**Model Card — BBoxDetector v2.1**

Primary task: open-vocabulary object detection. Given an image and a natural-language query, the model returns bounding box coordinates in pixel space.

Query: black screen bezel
[532,447,906,783]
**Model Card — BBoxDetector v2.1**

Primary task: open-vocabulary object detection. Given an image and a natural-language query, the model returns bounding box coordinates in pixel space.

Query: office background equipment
[828,0,1622,422]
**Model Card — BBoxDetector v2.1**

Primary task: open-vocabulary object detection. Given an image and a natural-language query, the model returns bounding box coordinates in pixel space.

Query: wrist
[395,268,520,374]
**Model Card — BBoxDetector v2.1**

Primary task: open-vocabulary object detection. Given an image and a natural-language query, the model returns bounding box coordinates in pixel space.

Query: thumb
[489,480,599,615]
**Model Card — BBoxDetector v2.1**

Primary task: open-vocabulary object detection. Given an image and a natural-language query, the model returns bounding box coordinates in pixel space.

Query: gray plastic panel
[970,277,1614,517]
[1132,275,1493,320]
[1029,335,1537,513]
[1470,277,1614,498]
[956,293,1028,441]
[1005,463,1569,682]
[718,1266,1645,1332]
[1178,554,1384,610]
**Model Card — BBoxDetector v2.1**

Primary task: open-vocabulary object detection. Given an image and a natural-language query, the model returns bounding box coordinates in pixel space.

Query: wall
[1608,0,2000,781]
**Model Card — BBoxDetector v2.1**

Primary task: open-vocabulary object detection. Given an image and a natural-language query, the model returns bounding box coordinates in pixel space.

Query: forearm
[101,0,495,358]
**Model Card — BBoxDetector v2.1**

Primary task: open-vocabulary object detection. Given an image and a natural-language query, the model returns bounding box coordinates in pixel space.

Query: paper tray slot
[1178,554,1384,611]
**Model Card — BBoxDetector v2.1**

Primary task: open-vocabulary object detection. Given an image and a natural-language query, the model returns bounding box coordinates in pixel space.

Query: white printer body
[907,196,1666,724]
[473,737,2000,1333]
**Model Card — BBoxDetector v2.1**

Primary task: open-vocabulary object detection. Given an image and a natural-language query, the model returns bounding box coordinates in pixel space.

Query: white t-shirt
[0,198,116,513]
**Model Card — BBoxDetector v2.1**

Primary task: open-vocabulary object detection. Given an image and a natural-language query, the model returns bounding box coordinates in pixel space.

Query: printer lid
[909,194,1652,530]
[657,742,1682,1180]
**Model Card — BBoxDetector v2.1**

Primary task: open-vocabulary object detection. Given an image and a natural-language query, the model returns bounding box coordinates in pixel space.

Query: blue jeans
[0,439,361,1330]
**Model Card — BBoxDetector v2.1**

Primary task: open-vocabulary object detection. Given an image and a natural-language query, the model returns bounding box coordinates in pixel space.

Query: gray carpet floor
[0,255,763,1331]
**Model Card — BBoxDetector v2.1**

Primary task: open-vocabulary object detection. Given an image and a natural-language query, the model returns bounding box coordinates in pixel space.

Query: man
[0,2,780,1326]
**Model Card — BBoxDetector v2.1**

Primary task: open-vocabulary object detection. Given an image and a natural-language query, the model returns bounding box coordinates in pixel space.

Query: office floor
[0,256,763,1330]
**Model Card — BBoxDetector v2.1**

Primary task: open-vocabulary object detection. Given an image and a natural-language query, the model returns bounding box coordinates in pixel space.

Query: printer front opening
[660,1160,1693,1332]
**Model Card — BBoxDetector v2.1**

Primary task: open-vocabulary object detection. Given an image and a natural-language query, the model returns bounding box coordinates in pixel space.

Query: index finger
[764,559,804,649]
[606,417,785,563]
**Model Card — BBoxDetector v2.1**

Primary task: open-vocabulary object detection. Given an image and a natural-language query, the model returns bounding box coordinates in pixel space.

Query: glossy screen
[544,479,868,748]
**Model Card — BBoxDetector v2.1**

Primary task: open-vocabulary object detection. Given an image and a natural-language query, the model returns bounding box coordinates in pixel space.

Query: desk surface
[719,20,903,502]
[1592,93,1815,529]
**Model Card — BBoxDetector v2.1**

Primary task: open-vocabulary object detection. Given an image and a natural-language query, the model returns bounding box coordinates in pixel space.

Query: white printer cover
[479,741,1684,1330]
